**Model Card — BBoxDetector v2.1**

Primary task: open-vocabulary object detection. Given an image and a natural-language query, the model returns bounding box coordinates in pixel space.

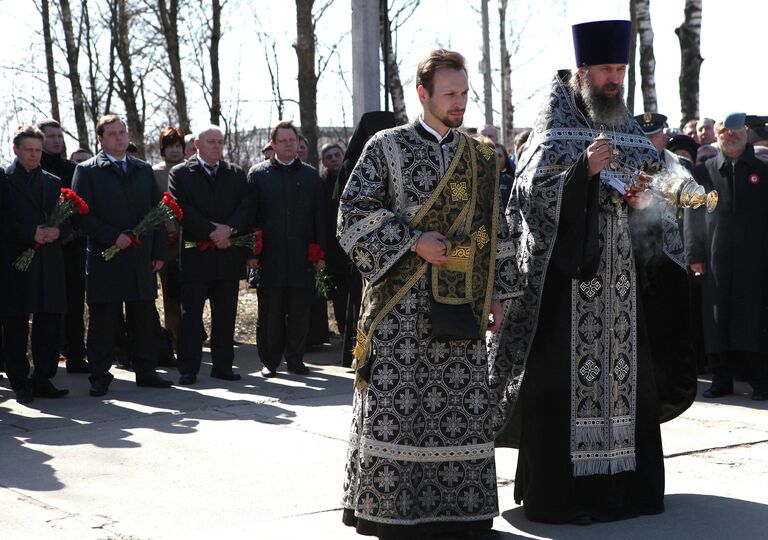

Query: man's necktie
[115,160,126,173]
[204,164,216,177]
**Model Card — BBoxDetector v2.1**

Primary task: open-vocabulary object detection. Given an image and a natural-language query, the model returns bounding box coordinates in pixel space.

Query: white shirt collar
[275,154,296,166]
[418,115,451,143]
[197,156,220,170]
[105,152,127,164]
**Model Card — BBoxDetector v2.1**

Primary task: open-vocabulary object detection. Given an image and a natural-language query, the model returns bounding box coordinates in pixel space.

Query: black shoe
[287,363,310,375]
[210,369,241,381]
[703,385,733,398]
[89,375,114,397]
[32,380,69,398]
[178,373,197,385]
[66,359,91,374]
[157,355,177,368]
[261,367,277,378]
[752,391,768,401]
[15,387,34,404]
[136,374,173,388]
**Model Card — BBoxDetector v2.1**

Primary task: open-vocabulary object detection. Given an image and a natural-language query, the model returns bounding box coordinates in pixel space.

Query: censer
[595,130,718,213]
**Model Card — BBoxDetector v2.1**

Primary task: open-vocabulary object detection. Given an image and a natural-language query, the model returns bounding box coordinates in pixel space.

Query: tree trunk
[380,0,408,125]
[40,0,61,123]
[675,0,703,126]
[209,0,222,126]
[627,0,638,115]
[157,0,190,133]
[58,0,89,150]
[498,0,513,146]
[481,0,493,126]
[295,0,319,167]
[635,0,657,113]
[113,0,144,155]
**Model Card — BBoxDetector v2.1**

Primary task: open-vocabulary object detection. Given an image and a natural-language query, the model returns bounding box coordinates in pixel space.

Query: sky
[0,0,765,159]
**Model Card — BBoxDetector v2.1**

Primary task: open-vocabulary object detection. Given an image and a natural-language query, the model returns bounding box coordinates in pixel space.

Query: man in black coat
[37,118,90,374]
[72,114,171,397]
[4,126,70,403]
[169,125,251,385]
[248,121,325,377]
[685,113,768,401]
[0,166,9,376]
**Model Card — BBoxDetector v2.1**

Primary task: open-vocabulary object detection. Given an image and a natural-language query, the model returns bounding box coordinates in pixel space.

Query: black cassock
[499,155,695,523]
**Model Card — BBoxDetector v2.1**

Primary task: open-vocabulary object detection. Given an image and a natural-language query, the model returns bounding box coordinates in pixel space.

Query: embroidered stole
[353,135,499,390]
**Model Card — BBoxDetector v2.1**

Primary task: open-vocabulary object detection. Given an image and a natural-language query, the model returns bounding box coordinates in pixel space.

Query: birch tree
[498,0,513,145]
[58,0,90,149]
[155,0,190,133]
[39,0,61,122]
[480,0,493,126]
[379,0,411,125]
[675,0,702,125]
[626,0,638,115]
[635,0,657,113]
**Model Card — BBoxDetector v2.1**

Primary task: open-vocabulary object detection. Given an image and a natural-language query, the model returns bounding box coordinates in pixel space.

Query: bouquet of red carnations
[184,228,262,256]
[308,243,334,299]
[102,192,183,261]
[13,188,89,271]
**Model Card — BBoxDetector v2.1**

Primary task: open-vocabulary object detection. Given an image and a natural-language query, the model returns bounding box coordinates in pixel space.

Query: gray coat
[72,151,166,304]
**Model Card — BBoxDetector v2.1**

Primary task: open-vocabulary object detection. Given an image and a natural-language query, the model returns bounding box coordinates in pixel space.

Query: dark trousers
[61,240,87,362]
[177,279,239,376]
[4,313,61,391]
[158,259,182,348]
[87,301,157,380]
[709,351,768,393]
[257,287,311,371]
[329,272,349,334]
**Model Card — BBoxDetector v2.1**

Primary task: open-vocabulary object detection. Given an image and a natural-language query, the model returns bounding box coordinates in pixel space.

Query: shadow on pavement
[0,341,354,493]
[503,494,768,539]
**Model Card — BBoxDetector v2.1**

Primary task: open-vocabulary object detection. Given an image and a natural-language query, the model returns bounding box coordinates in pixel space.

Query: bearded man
[489,20,696,524]
[338,49,516,538]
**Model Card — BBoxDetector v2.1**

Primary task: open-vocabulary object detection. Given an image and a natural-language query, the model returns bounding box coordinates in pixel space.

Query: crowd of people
[1,16,767,540]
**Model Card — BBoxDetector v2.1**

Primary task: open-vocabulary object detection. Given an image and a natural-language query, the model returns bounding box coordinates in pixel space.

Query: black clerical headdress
[572,20,632,66]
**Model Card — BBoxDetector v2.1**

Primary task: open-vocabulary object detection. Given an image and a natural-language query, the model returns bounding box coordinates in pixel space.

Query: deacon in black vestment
[169,125,251,385]
[247,121,325,377]
[685,113,768,400]
[4,126,70,403]
[73,114,171,397]
[489,21,696,524]
[37,118,90,374]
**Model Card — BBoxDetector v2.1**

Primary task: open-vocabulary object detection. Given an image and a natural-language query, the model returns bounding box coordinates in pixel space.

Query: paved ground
[1,340,767,539]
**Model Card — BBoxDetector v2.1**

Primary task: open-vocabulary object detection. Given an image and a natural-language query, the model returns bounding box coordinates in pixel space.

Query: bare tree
[380,0,417,125]
[255,15,286,120]
[294,0,334,167]
[58,0,90,149]
[480,0,493,126]
[675,0,703,126]
[39,0,61,122]
[209,0,222,125]
[635,0,657,113]
[155,0,190,132]
[109,0,145,155]
[498,0,513,145]
[627,0,638,115]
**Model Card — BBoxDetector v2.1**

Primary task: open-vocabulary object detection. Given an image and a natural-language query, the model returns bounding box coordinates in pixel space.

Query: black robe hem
[342,508,493,539]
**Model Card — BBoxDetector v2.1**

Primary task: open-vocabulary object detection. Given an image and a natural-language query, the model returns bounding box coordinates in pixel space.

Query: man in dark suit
[36,118,90,374]
[4,125,70,403]
[248,121,325,378]
[72,114,171,397]
[169,125,251,385]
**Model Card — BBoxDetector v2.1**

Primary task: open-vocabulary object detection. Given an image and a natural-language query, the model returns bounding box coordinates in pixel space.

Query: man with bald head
[168,125,251,385]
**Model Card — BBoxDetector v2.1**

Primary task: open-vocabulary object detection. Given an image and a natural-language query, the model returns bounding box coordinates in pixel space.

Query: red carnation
[307,243,324,263]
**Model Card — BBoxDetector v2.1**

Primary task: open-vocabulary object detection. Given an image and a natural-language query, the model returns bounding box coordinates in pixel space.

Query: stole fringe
[574,426,603,445]
[612,424,633,444]
[573,455,636,477]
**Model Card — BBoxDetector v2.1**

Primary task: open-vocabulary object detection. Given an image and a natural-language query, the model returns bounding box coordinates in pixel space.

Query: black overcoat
[4,160,68,314]
[0,168,10,314]
[685,144,768,354]
[72,151,166,304]
[247,158,325,288]
[168,158,251,282]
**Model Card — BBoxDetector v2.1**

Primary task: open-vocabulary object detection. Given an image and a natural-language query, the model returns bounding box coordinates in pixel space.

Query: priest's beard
[570,72,628,127]
[425,99,465,129]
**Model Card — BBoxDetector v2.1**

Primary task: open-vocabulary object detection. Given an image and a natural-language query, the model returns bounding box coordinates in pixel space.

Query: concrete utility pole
[351,0,381,125]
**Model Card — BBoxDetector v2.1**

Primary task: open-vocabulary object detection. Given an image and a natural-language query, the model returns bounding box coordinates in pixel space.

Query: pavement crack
[665,438,768,459]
